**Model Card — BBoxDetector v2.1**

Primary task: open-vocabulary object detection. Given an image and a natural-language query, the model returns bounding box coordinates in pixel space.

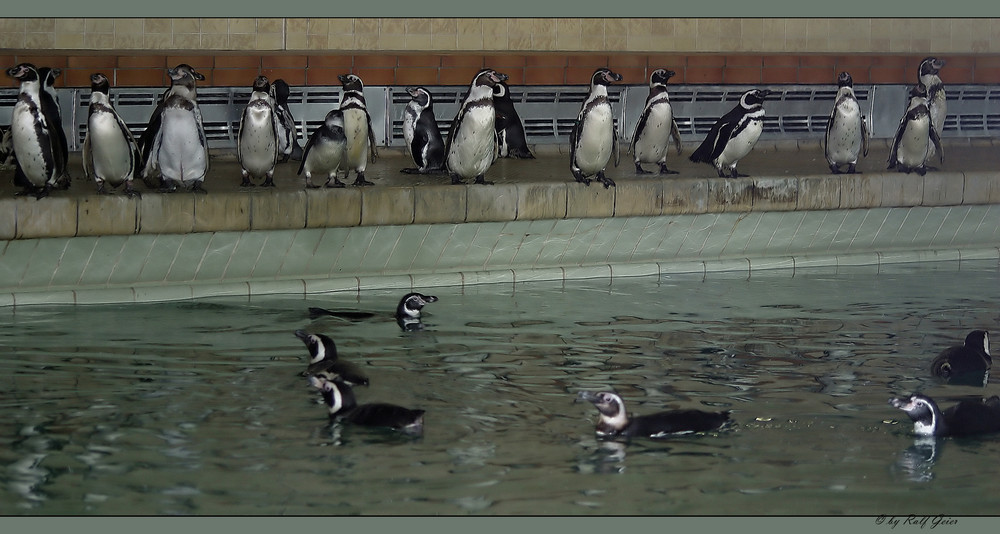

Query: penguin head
[649,68,675,87]
[396,292,439,319]
[907,83,929,109]
[38,67,61,89]
[309,375,357,417]
[406,86,432,108]
[919,57,946,77]
[295,329,338,364]
[472,69,508,89]
[338,73,364,91]
[837,71,854,88]
[167,64,205,85]
[323,109,346,131]
[492,81,512,101]
[578,390,629,432]
[251,75,270,94]
[90,72,111,94]
[6,63,40,83]
[591,68,623,87]
[964,330,991,356]
[740,88,773,108]
[271,79,291,103]
[889,394,942,436]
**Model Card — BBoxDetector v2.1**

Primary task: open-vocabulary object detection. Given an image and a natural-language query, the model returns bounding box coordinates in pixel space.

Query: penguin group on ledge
[4,58,949,198]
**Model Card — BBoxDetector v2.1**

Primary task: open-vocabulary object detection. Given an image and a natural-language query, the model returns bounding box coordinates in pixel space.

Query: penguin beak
[666,70,676,78]
[577,391,600,404]
[607,71,623,83]
[490,71,509,84]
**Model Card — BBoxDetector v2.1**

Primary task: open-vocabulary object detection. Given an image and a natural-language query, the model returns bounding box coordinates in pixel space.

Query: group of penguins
[3,56,948,199]
[296,291,998,441]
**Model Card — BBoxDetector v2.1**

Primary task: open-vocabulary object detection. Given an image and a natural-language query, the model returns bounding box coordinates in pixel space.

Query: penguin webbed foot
[473,175,493,185]
[657,164,679,175]
[828,164,842,174]
[596,172,616,189]
[324,178,346,188]
[450,175,466,185]
[634,163,652,175]
[262,176,276,188]
[240,177,255,187]
[124,186,142,199]
[571,169,592,186]
[352,173,374,187]
[190,182,208,194]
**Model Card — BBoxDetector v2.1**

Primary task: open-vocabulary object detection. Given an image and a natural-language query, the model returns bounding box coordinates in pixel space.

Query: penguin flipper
[670,119,683,156]
[613,124,620,168]
[689,119,727,163]
[930,126,944,164]
[628,108,650,156]
[82,131,93,180]
[298,131,317,176]
[366,113,378,162]
[861,115,870,158]
[887,120,905,169]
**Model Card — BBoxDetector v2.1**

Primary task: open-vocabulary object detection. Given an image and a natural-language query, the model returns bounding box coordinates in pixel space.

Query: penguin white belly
[447,107,495,178]
[239,108,277,179]
[896,118,931,168]
[575,104,614,174]
[10,103,54,186]
[341,108,370,172]
[158,107,208,183]
[826,101,863,166]
[715,119,762,171]
[303,139,345,178]
[88,111,133,185]
[633,104,673,164]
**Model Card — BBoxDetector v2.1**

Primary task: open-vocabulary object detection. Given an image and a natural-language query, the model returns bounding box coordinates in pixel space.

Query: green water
[1,261,998,515]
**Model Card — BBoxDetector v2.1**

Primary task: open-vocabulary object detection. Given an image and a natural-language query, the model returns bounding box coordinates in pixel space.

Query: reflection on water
[2,261,1000,515]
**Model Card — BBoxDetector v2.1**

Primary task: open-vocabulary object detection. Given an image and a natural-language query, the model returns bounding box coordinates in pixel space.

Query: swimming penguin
[294,330,369,386]
[918,57,947,161]
[82,72,142,197]
[577,390,731,439]
[887,83,943,176]
[492,81,535,159]
[237,75,279,187]
[5,63,65,198]
[310,375,425,434]
[37,66,70,187]
[400,86,446,174]
[689,88,772,178]
[889,394,1000,437]
[824,71,870,174]
[308,292,439,331]
[142,64,210,193]
[270,79,303,162]
[445,68,508,185]
[930,330,992,387]
[629,68,682,175]
[337,73,379,186]
[137,63,205,189]
[570,68,623,188]
[298,109,348,188]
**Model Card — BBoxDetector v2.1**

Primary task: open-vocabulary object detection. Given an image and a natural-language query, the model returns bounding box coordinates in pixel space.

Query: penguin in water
[137,63,205,189]
[570,68,623,188]
[294,330,369,386]
[237,75,279,187]
[824,71,870,174]
[5,63,66,198]
[400,86,446,174]
[629,68,682,175]
[82,72,142,197]
[445,68,508,185]
[310,375,425,434]
[37,67,70,187]
[142,64,210,193]
[492,81,535,159]
[270,79,303,162]
[689,88,772,178]
[890,394,1000,437]
[918,57,947,161]
[577,390,731,439]
[298,109,348,188]
[930,330,991,387]
[337,73,379,186]
[888,83,943,176]
[308,292,439,332]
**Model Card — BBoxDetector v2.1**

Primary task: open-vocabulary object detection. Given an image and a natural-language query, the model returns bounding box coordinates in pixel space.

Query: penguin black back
[578,390,730,439]
[689,88,771,178]
[492,81,534,159]
[930,330,991,386]
[890,393,1000,437]
[310,376,425,433]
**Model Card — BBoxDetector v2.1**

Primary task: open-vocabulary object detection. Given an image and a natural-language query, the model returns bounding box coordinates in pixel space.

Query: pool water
[1,261,999,515]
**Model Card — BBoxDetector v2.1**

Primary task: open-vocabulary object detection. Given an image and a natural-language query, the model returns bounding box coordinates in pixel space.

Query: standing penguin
[337,74,378,186]
[824,71,870,174]
[82,72,142,197]
[237,75,279,187]
[271,79,303,163]
[445,68,508,185]
[38,67,70,186]
[689,88,772,178]
[629,68,682,175]
[400,86,446,174]
[142,64,210,193]
[918,57,947,161]
[570,67,623,188]
[298,109,348,188]
[5,63,65,198]
[492,81,534,159]
[888,83,943,176]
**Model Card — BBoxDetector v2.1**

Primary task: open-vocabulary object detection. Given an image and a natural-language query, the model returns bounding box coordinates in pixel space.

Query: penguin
[492,81,535,159]
[918,57,947,161]
[309,375,425,434]
[37,66,69,187]
[294,330,369,386]
[824,71,870,174]
[930,330,991,387]
[689,88,772,178]
[0,125,15,170]
[270,78,303,163]
[887,83,943,176]
[237,75,279,187]
[569,68,623,188]
[298,109,348,188]
[445,68,508,185]
[5,63,64,198]
[137,64,204,189]
[577,390,731,439]
[308,292,439,332]
[889,394,1000,437]
[628,68,682,175]
[142,64,210,193]
[82,72,142,197]
[400,86,446,174]
[337,73,379,186]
